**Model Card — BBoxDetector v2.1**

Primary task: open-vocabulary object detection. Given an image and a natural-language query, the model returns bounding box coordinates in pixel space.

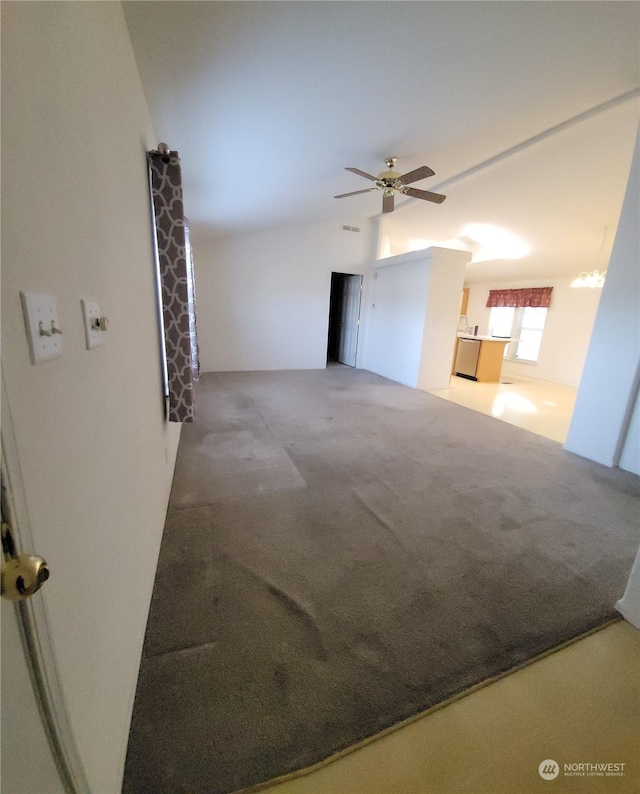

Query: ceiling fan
[334,157,446,214]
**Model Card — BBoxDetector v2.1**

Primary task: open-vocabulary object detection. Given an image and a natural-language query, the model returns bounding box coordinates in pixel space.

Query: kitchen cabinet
[454,335,511,382]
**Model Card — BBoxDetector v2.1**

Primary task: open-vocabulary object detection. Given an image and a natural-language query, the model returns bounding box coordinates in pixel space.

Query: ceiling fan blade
[404,186,447,204]
[398,165,435,184]
[382,193,394,213]
[345,167,379,182]
[334,188,378,199]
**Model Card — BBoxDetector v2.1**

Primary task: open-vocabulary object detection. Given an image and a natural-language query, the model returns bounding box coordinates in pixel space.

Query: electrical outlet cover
[81,300,102,350]
[20,292,63,365]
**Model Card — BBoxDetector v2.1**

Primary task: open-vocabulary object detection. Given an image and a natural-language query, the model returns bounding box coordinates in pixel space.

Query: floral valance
[486,287,553,308]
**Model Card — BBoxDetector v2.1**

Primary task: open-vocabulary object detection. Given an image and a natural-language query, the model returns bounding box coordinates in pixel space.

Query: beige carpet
[123,368,640,794]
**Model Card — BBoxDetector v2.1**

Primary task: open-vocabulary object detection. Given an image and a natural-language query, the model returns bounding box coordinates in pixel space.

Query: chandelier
[570,269,607,289]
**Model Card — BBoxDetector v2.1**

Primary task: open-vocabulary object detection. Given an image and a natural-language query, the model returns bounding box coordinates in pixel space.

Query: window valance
[486,287,553,308]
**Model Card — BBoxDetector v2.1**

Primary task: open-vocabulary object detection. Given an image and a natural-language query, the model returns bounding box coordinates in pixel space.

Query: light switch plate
[20,292,63,365]
[81,299,102,349]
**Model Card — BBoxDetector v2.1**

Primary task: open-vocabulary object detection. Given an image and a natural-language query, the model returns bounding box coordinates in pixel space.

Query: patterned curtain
[183,216,200,385]
[148,147,199,422]
[486,287,553,308]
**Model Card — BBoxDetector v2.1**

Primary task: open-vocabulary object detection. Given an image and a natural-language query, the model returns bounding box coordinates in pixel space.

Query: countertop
[457,334,513,342]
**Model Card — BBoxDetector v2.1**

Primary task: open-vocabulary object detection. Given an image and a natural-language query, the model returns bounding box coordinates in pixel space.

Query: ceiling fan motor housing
[376,170,403,191]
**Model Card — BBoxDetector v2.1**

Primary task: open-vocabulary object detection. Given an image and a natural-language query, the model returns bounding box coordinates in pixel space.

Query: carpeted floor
[123,368,640,794]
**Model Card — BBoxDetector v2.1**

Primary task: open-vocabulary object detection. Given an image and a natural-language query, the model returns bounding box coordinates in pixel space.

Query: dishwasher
[455,338,481,380]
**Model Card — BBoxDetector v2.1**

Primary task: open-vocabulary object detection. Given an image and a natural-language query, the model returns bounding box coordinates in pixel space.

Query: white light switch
[81,300,102,350]
[20,292,63,365]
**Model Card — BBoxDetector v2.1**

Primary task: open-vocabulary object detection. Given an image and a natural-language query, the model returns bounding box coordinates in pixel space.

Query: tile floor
[260,376,639,794]
[428,374,577,444]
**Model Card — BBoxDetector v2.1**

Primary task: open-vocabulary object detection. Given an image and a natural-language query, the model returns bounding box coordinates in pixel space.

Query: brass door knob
[1,554,50,601]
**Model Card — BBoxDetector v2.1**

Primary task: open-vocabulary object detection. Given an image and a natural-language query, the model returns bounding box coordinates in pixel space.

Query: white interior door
[0,599,65,794]
[1,376,89,794]
[338,275,363,367]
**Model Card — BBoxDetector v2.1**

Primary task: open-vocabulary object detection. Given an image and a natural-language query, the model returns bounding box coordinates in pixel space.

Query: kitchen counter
[453,336,512,382]
[457,334,513,342]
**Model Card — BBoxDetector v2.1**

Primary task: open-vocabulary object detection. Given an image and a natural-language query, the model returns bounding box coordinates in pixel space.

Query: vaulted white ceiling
[124,1,639,280]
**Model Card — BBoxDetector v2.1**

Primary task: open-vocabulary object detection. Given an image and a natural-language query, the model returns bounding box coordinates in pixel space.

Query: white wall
[465,277,602,387]
[616,542,640,628]
[362,258,430,388]
[2,4,180,792]
[362,248,469,389]
[565,129,640,469]
[418,249,471,390]
[194,220,373,372]
[619,386,640,474]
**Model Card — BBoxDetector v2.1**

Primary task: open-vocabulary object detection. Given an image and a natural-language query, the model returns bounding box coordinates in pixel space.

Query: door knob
[1,523,50,601]
[1,554,50,600]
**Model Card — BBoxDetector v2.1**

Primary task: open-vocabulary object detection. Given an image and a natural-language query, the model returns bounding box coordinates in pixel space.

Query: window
[490,306,548,363]
[516,306,547,362]
[489,307,514,339]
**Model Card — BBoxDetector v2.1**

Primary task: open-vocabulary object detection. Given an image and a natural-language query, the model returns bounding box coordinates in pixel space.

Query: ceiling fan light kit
[335,156,446,213]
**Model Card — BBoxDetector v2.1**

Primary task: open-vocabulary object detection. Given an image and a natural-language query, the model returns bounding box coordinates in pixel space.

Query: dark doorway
[327,273,346,364]
[327,272,363,367]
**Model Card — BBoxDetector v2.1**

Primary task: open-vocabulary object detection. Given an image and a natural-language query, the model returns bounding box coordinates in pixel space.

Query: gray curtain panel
[183,216,200,385]
[148,148,199,422]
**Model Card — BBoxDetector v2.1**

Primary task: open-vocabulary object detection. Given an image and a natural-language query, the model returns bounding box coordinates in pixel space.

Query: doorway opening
[327,272,363,367]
